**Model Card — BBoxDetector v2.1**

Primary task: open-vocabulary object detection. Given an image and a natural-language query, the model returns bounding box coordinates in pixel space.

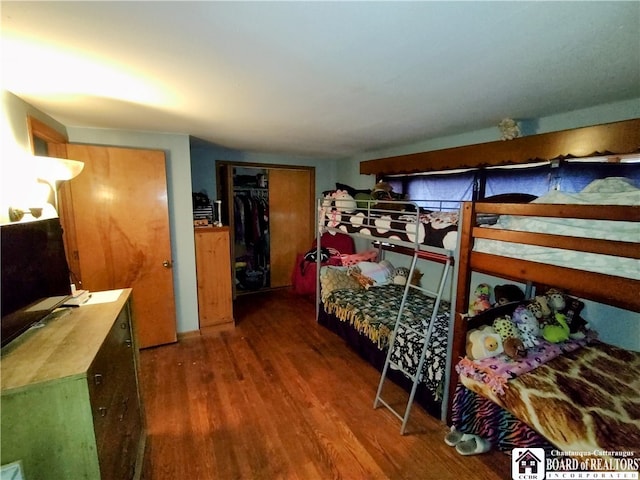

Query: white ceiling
[2,1,639,157]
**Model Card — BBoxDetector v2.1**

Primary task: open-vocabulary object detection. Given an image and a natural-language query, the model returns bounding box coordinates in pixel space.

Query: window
[384,157,640,204]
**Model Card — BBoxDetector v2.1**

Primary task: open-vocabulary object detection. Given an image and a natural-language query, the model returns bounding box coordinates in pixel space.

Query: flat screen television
[1,218,72,348]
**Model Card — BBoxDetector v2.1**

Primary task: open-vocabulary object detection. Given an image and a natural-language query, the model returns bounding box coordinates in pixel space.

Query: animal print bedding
[323,284,450,398]
[459,341,640,456]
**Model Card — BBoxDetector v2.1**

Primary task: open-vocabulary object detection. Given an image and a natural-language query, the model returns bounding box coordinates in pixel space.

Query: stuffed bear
[466,325,504,360]
[493,284,525,306]
[468,283,492,317]
[512,304,541,349]
[493,315,526,359]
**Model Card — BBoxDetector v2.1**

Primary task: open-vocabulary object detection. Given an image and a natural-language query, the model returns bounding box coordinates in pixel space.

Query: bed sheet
[459,341,640,456]
[475,178,640,279]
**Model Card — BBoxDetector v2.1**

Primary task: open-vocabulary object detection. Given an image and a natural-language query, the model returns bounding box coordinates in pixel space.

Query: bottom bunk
[452,324,640,457]
[318,280,450,420]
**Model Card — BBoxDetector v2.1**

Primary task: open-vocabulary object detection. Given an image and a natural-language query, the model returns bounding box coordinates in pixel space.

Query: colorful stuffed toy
[493,315,526,359]
[513,304,541,348]
[468,283,492,317]
[542,312,570,343]
[465,325,504,360]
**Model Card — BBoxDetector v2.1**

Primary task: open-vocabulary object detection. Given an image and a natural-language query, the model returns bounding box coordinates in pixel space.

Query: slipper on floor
[444,427,475,447]
[455,436,492,455]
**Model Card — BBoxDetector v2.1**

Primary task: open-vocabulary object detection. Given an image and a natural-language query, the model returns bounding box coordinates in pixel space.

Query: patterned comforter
[460,341,640,456]
[323,284,450,398]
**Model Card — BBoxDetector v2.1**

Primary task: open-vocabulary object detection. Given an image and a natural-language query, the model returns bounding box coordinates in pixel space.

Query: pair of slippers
[444,427,491,455]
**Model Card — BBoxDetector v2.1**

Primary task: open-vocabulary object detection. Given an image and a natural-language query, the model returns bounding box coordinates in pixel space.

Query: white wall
[65,127,199,336]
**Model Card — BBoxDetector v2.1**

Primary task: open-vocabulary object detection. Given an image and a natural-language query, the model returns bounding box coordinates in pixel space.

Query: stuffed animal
[545,288,566,314]
[468,283,492,317]
[392,267,423,287]
[542,312,570,343]
[466,325,504,360]
[493,315,526,359]
[392,267,410,285]
[527,295,553,326]
[493,284,525,306]
[348,266,375,289]
[332,189,357,213]
[512,304,541,348]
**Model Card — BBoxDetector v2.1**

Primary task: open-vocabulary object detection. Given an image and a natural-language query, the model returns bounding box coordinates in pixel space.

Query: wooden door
[269,168,314,287]
[59,144,177,348]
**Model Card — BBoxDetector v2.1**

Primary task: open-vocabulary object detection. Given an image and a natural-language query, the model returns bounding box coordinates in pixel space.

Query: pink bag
[340,249,378,266]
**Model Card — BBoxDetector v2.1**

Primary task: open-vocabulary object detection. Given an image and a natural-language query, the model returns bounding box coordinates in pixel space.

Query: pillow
[580,177,639,193]
[319,266,363,302]
[353,260,395,286]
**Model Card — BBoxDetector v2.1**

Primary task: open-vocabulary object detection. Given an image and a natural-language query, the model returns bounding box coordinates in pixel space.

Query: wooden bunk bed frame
[447,200,640,423]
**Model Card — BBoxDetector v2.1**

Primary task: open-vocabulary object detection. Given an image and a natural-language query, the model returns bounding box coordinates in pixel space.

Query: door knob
[162,260,173,268]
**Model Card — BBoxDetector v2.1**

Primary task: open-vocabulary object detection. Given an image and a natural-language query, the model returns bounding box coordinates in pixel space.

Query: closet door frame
[216,161,315,297]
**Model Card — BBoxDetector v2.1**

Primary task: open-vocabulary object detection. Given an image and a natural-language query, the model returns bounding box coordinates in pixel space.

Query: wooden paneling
[361,118,640,175]
[194,227,234,328]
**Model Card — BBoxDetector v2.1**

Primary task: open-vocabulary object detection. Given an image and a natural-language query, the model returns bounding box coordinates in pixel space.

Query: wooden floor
[139,289,511,479]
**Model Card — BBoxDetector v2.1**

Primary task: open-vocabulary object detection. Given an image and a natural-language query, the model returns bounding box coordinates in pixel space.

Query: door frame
[216,161,315,297]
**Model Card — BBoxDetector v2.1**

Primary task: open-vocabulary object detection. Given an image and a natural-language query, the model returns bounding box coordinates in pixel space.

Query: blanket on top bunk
[475,177,640,279]
[458,341,640,456]
[320,208,459,251]
[323,284,450,398]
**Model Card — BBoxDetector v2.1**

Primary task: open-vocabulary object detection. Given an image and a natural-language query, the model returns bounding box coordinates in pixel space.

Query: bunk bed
[447,183,640,456]
[315,196,460,423]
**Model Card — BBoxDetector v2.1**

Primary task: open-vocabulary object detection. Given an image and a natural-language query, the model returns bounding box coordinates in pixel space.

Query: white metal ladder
[373,249,453,435]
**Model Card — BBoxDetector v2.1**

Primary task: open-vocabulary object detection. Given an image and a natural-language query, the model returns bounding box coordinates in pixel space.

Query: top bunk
[454,177,640,315]
[317,192,460,262]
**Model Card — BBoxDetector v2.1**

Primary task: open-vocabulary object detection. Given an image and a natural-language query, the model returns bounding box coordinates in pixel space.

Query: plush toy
[512,304,541,348]
[493,284,525,306]
[332,189,357,213]
[493,315,526,359]
[545,288,566,314]
[543,289,589,338]
[542,312,570,343]
[466,325,504,360]
[392,267,410,285]
[468,283,492,317]
[348,266,375,289]
[392,267,423,287]
[527,295,553,326]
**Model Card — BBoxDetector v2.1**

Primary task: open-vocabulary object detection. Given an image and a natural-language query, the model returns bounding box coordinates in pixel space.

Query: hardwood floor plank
[140,290,511,479]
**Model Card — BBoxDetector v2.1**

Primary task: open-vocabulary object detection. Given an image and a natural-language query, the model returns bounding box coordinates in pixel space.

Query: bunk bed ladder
[373,249,452,435]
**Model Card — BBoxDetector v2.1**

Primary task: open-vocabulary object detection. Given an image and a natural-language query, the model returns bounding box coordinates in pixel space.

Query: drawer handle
[120,322,128,330]
[98,407,108,417]
[94,373,103,385]
[125,339,132,348]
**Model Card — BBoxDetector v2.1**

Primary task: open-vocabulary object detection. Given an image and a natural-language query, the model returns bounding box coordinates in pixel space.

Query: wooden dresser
[0,289,145,480]
[194,226,234,330]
